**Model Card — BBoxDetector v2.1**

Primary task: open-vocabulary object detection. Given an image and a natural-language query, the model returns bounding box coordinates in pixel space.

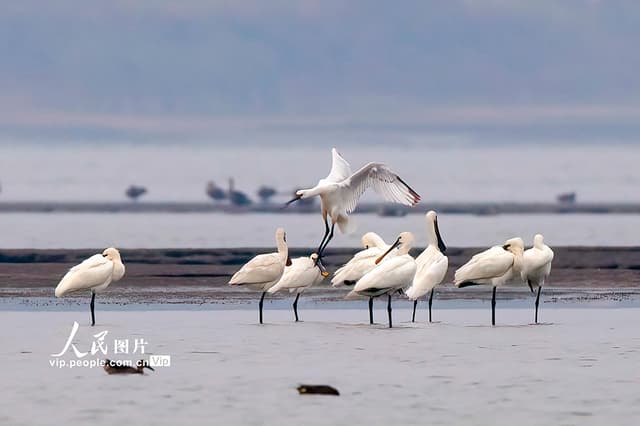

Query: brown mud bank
[1,247,640,305]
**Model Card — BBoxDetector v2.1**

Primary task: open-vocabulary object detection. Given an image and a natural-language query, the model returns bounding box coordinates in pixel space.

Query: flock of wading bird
[53,148,553,328]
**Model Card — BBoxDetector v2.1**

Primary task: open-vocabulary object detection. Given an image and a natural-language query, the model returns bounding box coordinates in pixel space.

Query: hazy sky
[1,0,639,143]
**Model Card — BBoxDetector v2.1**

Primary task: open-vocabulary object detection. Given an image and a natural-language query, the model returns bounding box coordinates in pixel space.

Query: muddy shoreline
[2,247,640,306]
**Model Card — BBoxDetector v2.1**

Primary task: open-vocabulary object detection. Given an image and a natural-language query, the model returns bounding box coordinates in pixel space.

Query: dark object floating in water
[103,359,155,375]
[297,384,340,396]
[125,185,147,201]
[557,192,576,204]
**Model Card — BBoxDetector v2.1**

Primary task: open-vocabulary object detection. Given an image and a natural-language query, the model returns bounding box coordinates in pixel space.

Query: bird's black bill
[144,365,155,371]
[435,218,447,253]
[375,237,401,264]
[286,255,292,267]
[283,194,302,208]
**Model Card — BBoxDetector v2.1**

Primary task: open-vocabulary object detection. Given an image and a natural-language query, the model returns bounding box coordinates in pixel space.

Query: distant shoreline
[1,201,640,215]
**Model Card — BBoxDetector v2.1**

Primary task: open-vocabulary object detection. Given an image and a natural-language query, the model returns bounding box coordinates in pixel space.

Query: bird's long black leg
[387,294,393,328]
[535,286,542,324]
[293,293,300,322]
[318,222,335,257]
[428,289,434,323]
[316,216,331,256]
[259,291,266,324]
[369,297,374,325]
[411,300,417,323]
[90,292,96,326]
[491,286,497,326]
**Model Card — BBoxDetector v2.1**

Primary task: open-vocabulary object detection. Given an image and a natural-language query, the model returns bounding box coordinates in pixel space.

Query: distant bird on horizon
[332,232,397,324]
[103,359,154,375]
[454,237,525,326]
[228,178,252,206]
[206,181,227,202]
[268,253,328,322]
[405,211,448,323]
[228,228,290,324]
[285,148,420,260]
[348,232,417,328]
[522,234,554,324]
[54,247,125,326]
[125,185,147,201]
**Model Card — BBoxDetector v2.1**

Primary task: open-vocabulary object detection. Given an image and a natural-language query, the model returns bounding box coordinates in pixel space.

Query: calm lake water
[0,212,639,248]
[2,308,640,426]
[1,143,639,248]
[0,143,639,203]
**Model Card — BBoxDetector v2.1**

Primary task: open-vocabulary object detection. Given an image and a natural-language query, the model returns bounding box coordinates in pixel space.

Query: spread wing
[454,246,513,285]
[337,163,421,213]
[325,148,353,183]
[55,254,114,296]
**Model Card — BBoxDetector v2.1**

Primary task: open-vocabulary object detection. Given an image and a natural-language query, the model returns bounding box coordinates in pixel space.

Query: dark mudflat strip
[1,247,639,306]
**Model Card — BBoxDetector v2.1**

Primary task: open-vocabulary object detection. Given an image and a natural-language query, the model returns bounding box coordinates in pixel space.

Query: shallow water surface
[1,308,639,425]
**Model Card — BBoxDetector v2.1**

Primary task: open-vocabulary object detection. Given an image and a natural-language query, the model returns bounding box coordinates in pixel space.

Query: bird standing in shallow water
[228,228,290,324]
[332,232,397,324]
[268,253,327,322]
[522,234,554,324]
[454,237,525,326]
[54,247,125,326]
[348,232,417,328]
[286,148,420,262]
[405,211,448,323]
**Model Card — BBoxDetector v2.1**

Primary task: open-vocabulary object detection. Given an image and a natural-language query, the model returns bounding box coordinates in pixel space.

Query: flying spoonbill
[522,234,554,324]
[286,148,420,259]
[229,228,290,324]
[54,247,125,326]
[405,211,448,323]
[348,232,417,328]
[332,232,397,324]
[268,253,328,322]
[454,237,525,326]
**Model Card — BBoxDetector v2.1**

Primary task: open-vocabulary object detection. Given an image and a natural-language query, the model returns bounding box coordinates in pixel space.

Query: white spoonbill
[54,247,125,326]
[332,232,397,324]
[454,237,525,326]
[286,148,420,258]
[268,253,327,322]
[347,232,417,328]
[228,228,290,324]
[405,211,448,323]
[521,234,554,324]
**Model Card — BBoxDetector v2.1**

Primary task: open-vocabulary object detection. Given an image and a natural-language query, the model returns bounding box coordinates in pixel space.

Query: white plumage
[54,247,125,326]
[332,232,394,287]
[290,148,420,255]
[405,211,448,323]
[269,254,326,295]
[454,237,525,325]
[454,238,525,288]
[522,234,554,323]
[228,227,290,324]
[348,232,417,328]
